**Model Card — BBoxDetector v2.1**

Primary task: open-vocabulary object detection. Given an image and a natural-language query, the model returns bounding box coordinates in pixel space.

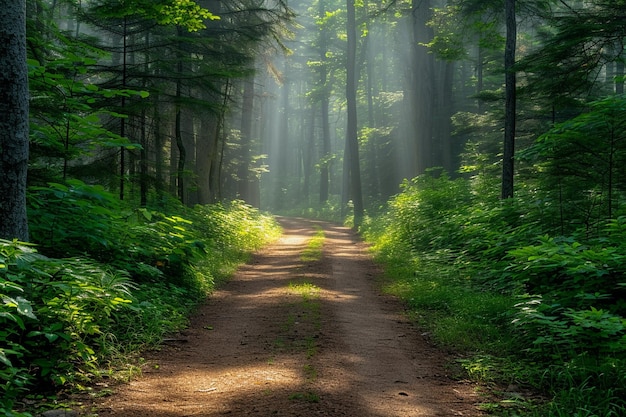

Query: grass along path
[85,217,483,416]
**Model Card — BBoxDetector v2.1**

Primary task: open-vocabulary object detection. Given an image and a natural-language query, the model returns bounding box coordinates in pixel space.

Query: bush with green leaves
[364,169,626,416]
[0,240,134,412]
[377,172,543,292]
[28,181,207,285]
[1,182,280,414]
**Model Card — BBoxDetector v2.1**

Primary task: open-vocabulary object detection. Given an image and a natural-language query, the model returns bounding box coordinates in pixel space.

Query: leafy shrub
[0,240,134,410]
[365,169,626,415]
[508,232,626,367]
[1,184,281,414]
[28,182,202,281]
[509,237,626,310]
[513,296,626,360]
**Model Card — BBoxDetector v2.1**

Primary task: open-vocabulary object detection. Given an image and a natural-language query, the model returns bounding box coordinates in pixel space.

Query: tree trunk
[175,71,186,203]
[319,0,331,204]
[208,81,231,203]
[154,97,165,204]
[0,0,29,241]
[119,16,128,200]
[346,0,364,227]
[615,59,624,95]
[196,110,220,205]
[436,60,454,174]
[183,104,197,206]
[502,0,516,199]
[303,104,315,200]
[277,67,290,210]
[238,75,255,205]
[411,0,435,175]
[195,0,223,205]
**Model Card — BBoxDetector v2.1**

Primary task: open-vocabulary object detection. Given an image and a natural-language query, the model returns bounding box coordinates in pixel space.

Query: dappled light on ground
[93,218,482,417]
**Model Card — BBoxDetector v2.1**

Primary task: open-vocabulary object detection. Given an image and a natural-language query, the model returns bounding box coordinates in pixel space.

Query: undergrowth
[362,172,626,417]
[1,181,280,416]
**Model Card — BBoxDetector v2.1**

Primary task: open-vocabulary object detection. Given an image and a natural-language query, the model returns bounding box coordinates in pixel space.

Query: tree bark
[411,0,434,176]
[175,74,186,203]
[154,97,165,203]
[318,0,331,203]
[196,110,220,205]
[502,0,516,199]
[238,75,255,205]
[0,0,30,241]
[119,16,128,200]
[195,0,222,205]
[346,0,364,227]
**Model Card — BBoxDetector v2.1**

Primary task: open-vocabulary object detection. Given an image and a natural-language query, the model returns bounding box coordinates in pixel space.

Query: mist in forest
[27,0,523,218]
[255,0,471,214]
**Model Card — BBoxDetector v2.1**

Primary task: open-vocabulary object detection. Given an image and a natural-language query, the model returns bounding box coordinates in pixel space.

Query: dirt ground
[91,217,485,417]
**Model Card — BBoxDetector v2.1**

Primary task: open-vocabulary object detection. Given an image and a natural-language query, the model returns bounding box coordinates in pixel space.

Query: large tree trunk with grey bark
[0,0,30,241]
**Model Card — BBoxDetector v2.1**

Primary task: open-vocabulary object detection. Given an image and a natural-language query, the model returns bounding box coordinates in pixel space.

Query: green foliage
[387,171,473,253]
[535,361,626,417]
[509,237,626,310]
[520,95,626,233]
[156,0,219,30]
[28,42,144,185]
[29,181,205,287]
[513,296,626,359]
[83,0,218,32]
[364,169,626,416]
[0,240,134,410]
[2,183,279,414]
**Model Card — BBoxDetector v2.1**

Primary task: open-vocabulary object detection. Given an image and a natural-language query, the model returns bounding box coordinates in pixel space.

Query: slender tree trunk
[274,64,290,210]
[208,81,231,203]
[139,109,148,207]
[303,104,315,200]
[502,0,516,199]
[319,96,331,203]
[318,0,331,204]
[175,62,186,203]
[154,97,165,204]
[175,104,186,203]
[346,0,364,227]
[169,120,178,195]
[174,27,188,203]
[183,105,197,206]
[615,58,624,95]
[477,44,485,113]
[0,0,29,241]
[238,75,255,204]
[119,16,128,200]
[411,0,434,175]
[196,110,219,205]
[139,32,150,207]
[437,60,454,173]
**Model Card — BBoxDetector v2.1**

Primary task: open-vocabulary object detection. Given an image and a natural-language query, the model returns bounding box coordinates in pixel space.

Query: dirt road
[94,217,483,416]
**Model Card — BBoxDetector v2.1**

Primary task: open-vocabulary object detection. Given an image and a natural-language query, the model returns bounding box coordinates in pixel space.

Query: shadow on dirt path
[93,217,484,416]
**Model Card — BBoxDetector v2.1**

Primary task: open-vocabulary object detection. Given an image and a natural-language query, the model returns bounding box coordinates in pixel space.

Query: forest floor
[86,217,485,416]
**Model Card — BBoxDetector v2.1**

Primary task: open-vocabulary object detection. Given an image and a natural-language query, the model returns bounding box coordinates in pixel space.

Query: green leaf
[15,297,37,320]
[0,349,16,367]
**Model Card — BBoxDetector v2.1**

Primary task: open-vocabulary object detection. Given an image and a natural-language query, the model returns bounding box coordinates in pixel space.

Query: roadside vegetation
[361,170,626,417]
[0,182,280,417]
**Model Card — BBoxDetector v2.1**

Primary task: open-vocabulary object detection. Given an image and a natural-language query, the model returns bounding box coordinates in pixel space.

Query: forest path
[94,217,483,416]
